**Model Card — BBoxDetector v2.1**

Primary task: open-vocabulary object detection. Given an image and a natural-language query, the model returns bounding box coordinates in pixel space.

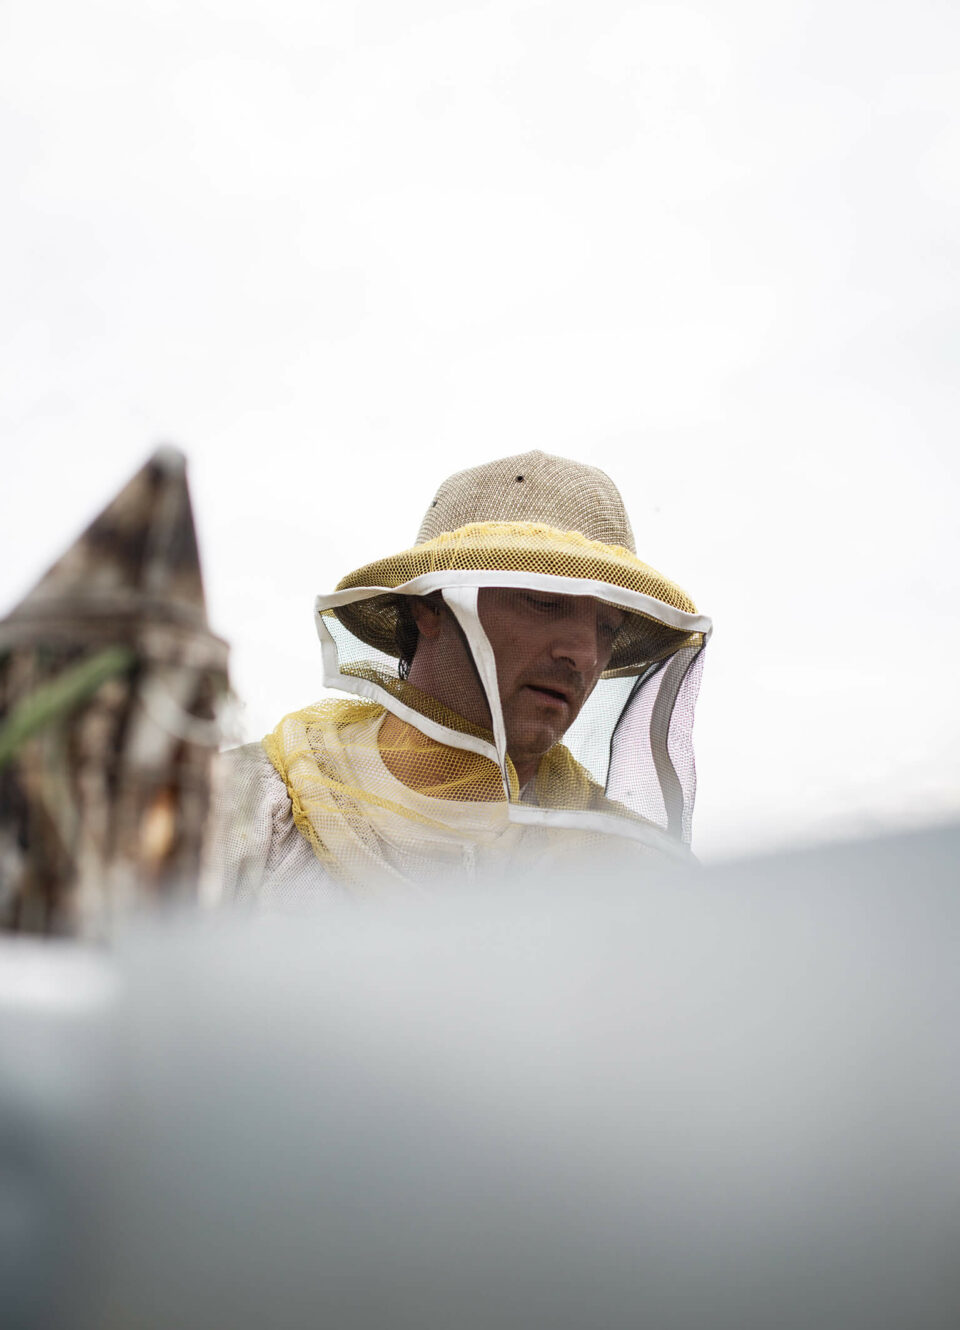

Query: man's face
[407,588,626,784]
[478,589,625,779]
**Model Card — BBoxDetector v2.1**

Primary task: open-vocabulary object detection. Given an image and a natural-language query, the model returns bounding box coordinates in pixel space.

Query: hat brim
[330,523,705,677]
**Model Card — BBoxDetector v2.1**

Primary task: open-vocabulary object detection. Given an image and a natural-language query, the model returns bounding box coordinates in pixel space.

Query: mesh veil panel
[606,646,706,843]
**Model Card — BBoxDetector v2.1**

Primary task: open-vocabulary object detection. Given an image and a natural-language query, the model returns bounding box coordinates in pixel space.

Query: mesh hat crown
[332,450,701,675]
[416,450,637,550]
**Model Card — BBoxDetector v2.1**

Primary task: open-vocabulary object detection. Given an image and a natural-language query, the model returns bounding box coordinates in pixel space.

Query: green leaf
[0,646,136,771]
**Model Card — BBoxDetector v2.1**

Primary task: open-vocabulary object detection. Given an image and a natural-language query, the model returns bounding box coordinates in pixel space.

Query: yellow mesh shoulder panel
[263,697,522,888]
[263,698,669,887]
[534,744,610,813]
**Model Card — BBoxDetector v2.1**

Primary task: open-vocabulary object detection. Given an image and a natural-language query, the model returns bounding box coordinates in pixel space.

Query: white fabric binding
[505,803,692,862]
[441,586,512,800]
[315,570,712,636]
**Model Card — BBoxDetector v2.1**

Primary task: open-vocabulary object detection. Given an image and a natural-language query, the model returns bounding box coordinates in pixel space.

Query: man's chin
[505,727,565,772]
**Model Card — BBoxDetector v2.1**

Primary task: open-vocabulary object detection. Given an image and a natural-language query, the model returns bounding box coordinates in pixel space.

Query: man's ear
[410,594,444,641]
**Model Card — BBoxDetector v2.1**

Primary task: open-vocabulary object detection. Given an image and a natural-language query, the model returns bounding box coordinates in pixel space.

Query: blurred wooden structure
[0,447,229,937]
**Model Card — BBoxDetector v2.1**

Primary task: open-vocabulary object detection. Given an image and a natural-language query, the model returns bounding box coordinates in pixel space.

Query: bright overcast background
[2,0,958,861]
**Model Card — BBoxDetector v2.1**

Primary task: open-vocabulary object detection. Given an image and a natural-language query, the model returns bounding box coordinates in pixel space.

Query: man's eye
[524,595,561,612]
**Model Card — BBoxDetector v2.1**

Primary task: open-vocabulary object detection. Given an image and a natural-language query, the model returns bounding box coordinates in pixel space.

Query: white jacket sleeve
[210,742,344,906]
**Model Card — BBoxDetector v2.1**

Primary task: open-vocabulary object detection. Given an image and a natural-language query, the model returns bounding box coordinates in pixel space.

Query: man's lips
[523,683,577,709]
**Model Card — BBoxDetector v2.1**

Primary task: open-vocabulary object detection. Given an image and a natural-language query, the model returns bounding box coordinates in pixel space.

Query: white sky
[2,0,958,860]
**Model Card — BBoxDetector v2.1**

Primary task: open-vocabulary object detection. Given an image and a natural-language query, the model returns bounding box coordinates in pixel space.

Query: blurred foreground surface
[2,823,958,1330]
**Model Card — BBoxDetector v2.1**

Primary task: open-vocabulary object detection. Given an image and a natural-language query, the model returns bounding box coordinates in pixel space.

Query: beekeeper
[215,450,711,899]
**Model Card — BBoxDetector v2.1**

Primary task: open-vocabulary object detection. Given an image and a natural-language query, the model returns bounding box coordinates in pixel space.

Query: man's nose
[550,615,601,675]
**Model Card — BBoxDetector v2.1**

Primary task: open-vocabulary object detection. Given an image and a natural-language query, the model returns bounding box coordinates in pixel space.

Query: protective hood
[261,522,711,889]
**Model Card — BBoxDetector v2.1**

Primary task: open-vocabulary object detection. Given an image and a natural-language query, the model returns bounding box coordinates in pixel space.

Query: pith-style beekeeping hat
[297,450,713,865]
[331,450,708,676]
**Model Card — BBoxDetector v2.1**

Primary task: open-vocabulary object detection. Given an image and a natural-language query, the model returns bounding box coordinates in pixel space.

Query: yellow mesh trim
[337,521,697,612]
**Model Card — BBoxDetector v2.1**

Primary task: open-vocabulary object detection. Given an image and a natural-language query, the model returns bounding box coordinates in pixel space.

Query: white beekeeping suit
[215,451,711,901]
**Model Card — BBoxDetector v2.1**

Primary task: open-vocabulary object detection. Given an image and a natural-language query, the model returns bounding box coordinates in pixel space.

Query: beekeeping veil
[265,451,711,889]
